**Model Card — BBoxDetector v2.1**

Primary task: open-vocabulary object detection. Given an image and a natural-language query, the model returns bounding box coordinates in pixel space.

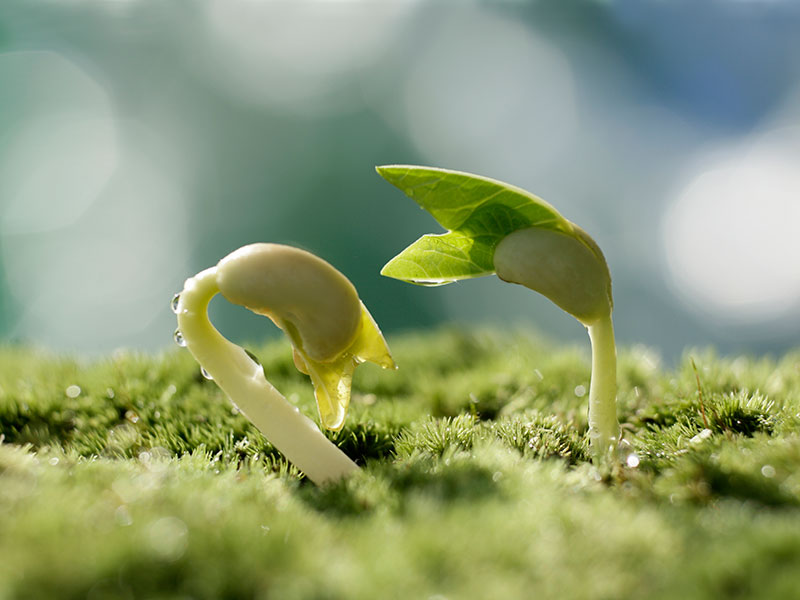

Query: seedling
[173,243,395,484]
[378,165,619,461]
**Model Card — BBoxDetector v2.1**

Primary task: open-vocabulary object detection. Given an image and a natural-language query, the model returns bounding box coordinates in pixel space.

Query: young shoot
[378,165,618,462]
[173,243,395,484]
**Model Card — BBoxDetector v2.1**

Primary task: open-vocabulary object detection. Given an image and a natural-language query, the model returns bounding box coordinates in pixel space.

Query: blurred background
[1,0,799,362]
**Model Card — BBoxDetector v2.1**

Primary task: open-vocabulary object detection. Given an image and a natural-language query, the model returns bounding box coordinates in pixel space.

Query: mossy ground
[1,328,800,599]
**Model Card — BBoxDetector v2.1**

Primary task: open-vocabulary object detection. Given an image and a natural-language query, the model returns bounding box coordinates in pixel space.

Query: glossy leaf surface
[378,165,573,284]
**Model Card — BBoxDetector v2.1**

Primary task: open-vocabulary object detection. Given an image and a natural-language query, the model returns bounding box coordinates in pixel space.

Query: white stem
[586,312,619,461]
[176,267,359,485]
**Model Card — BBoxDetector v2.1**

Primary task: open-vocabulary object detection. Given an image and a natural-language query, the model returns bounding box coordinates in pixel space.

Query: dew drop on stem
[201,367,213,380]
[173,329,186,347]
[171,293,181,314]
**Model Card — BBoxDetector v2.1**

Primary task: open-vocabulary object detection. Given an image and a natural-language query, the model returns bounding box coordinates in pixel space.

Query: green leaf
[380,231,495,285]
[376,165,570,233]
[377,165,573,283]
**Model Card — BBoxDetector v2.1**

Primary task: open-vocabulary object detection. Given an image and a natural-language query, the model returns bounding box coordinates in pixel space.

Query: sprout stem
[176,267,359,485]
[586,312,619,461]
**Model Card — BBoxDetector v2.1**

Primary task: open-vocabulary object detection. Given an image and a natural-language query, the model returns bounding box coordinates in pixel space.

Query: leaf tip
[379,257,402,281]
[375,164,408,185]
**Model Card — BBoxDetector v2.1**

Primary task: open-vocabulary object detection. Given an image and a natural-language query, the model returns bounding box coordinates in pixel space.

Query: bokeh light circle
[662,131,800,323]
[403,9,578,177]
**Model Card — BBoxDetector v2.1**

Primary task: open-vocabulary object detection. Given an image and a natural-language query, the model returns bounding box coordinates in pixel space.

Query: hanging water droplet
[201,367,213,380]
[174,329,186,347]
[171,293,181,314]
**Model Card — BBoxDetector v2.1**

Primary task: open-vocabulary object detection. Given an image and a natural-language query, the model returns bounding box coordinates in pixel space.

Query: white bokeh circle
[662,130,800,323]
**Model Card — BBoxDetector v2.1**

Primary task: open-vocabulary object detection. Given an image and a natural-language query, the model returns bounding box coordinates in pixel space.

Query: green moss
[1,329,800,599]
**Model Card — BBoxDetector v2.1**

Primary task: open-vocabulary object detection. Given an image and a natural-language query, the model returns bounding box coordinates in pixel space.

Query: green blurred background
[1,0,799,360]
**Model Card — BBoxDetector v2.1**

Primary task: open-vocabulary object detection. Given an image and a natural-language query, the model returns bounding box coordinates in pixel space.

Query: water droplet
[173,329,186,347]
[689,428,713,445]
[574,384,586,398]
[65,385,81,398]
[49,456,60,466]
[171,293,181,314]
[761,464,776,478]
[626,453,640,468]
[200,367,213,380]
